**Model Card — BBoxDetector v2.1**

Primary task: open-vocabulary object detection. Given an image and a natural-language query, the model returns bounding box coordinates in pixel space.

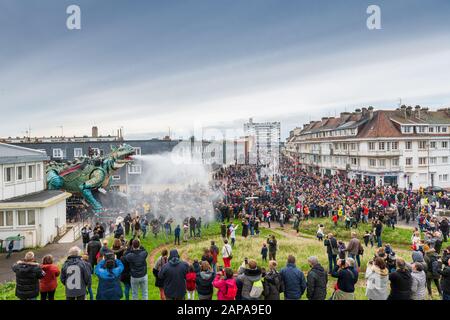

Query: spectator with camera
[331,258,358,300]
[388,257,412,300]
[237,258,263,300]
[213,266,237,300]
[365,257,389,300]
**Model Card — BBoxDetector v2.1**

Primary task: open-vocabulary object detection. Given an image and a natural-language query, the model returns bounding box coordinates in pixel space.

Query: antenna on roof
[398,98,402,108]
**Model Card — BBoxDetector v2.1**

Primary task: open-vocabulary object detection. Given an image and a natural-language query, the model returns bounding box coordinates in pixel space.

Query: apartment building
[285,106,450,189]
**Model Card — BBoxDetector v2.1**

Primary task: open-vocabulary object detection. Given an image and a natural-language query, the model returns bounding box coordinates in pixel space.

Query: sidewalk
[0,238,82,284]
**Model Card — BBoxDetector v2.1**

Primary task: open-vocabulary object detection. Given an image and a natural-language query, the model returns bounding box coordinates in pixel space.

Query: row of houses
[285,106,450,189]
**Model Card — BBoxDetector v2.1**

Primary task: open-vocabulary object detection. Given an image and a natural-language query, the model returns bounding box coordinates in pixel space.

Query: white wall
[0,162,45,201]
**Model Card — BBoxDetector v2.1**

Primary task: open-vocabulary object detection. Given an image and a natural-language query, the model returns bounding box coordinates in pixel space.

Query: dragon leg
[80,169,105,213]
[47,170,64,190]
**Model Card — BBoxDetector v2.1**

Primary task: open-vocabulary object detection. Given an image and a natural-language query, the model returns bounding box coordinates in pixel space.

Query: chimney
[406,106,413,117]
[361,107,368,118]
[368,106,374,119]
[321,117,329,122]
[92,126,98,138]
[400,105,407,118]
[415,105,421,119]
[340,112,352,121]
[354,108,361,113]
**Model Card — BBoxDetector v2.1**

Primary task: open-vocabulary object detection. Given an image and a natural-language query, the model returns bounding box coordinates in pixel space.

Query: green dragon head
[107,144,136,171]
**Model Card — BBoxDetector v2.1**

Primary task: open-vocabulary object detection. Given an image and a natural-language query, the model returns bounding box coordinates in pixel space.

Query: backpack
[223,281,238,300]
[431,259,442,277]
[249,279,264,298]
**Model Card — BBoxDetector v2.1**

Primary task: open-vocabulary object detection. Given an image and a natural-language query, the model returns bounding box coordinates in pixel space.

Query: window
[378,159,386,167]
[350,143,356,151]
[439,174,448,182]
[417,126,426,133]
[27,165,35,180]
[53,148,63,158]
[27,210,35,225]
[351,158,358,165]
[112,175,121,180]
[442,127,448,133]
[419,141,427,150]
[403,126,412,133]
[4,167,14,183]
[429,127,434,133]
[128,164,142,174]
[418,157,427,165]
[129,185,143,193]
[442,141,448,149]
[18,210,26,226]
[36,164,42,180]
[391,142,398,150]
[392,159,399,166]
[379,142,385,150]
[369,142,375,151]
[132,147,141,156]
[430,141,437,149]
[74,148,83,158]
[0,211,14,227]
[405,141,412,150]
[406,158,413,166]
[369,159,376,167]
[16,166,24,181]
[430,157,437,165]
[442,157,449,164]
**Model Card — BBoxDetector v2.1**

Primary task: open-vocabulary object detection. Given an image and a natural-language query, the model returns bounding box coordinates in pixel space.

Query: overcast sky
[1,0,450,140]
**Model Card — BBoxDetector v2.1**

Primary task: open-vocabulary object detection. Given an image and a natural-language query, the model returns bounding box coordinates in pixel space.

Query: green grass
[297,217,415,247]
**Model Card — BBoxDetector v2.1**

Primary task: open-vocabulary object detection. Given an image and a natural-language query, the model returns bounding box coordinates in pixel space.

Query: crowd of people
[9,155,450,300]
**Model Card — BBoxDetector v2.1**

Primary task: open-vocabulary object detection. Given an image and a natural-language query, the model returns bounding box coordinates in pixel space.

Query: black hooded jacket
[158,249,189,299]
[12,261,44,299]
[306,264,328,300]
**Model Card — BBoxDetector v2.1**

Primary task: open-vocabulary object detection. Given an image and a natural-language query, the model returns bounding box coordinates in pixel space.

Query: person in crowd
[201,248,214,267]
[213,267,238,300]
[81,253,94,300]
[189,216,197,238]
[210,241,219,273]
[375,220,383,247]
[186,265,197,300]
[222,239,233,268]
[388,257,412,300]
[95,252,124,300]
[124,239,148,300]
[112,238,125,260]
[267,235,278,261]
[324,233,338,274]
[183,222,189,242]
[120,244,132,300]
[280,255,306,300]
[174,224,181,245]
[60,246,92,300]
[262,260,283,300]
[439,258,450,300]
[159,249,189,300]
[331,258,357,300]
[6,239,14,259]
[237,259,263,300]
[346,232,362,268]
[12,251,44,300]
[229,223,238,247]
[94,222,105,239]
[196,261,215,300]
[81,224,91,250]
[87,234,102,269]
[261,243,268,262]
[39,255,60,301]
[306,256,327,300]
[124,213,132,235]
[424,247,443,298]
[99,239,111,258]
[153,249,169,300]
[410,262,427,300]
[365,257,389,300]
[114,221,124,239]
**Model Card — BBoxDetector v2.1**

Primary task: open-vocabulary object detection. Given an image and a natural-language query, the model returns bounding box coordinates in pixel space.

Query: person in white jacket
[365,257,389,300]
[410,262,427,300]
[222,239,233,268]
[229,224,238,247]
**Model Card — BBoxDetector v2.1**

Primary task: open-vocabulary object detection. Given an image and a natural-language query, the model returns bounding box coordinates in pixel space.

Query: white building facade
[285,106,450,190]
[244,118,281,174]
[0,143,71,248]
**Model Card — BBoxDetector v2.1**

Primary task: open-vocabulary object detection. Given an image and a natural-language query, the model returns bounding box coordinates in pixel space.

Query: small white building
[0,143,71,248]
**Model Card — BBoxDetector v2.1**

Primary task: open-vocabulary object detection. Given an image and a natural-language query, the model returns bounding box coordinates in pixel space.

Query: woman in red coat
[39,255,60,300]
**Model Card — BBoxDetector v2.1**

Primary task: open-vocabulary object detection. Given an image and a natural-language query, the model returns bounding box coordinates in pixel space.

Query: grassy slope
[0,220,444,300]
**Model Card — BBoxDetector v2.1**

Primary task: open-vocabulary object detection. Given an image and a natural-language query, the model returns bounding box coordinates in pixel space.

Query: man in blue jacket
[159,249,189,300]
[280,255,307,300]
